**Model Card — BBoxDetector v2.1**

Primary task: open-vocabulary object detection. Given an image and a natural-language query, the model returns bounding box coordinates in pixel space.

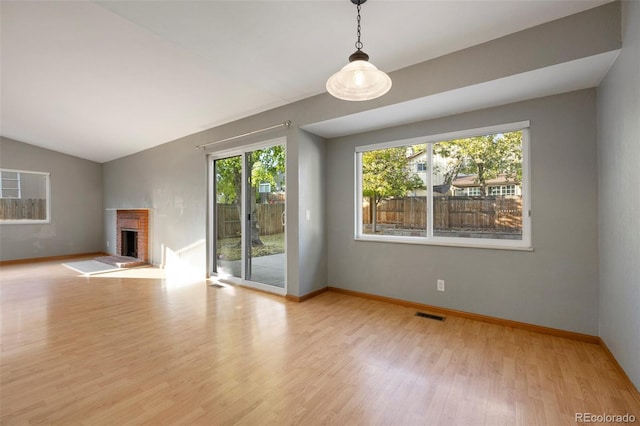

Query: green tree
[216,156,242,204]
[433,131,522,195]
[248,146,285,246]
[362,147,424,233]
[250,145,285,198]
[215,146,285,246]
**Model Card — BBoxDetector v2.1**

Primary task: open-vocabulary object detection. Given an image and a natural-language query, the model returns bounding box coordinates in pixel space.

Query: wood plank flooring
[1,259,638,425]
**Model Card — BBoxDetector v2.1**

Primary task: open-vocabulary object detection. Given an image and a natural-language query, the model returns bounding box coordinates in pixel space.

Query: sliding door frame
[206,137,287,296]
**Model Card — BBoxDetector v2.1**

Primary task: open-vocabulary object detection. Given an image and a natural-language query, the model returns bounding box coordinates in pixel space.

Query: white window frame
[355,121,532,250]
[258,182,271,193]
[0,171,21,199]
[0,169,51,225]
[490,185,518,196]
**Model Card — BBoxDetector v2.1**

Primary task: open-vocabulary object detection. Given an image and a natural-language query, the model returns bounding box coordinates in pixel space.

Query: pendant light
[327,0,392,101]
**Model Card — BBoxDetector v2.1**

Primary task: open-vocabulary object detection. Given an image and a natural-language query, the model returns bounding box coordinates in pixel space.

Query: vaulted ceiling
[1,0,613,163]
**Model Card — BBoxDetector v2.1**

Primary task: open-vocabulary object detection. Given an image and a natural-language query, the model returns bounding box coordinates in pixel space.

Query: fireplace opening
[121,229,138,258]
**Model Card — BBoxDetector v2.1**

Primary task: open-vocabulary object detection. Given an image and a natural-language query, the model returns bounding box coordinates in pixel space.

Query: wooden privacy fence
[217,203,285,239]
[0,199,46,220]
[363,196,522,233]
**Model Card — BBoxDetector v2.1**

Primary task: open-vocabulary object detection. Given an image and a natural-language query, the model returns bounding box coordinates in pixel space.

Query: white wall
[0,137,103,261]
[597,0,640,390]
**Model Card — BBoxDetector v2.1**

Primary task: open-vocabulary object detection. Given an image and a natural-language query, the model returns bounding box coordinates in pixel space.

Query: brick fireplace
[116,210,149,263]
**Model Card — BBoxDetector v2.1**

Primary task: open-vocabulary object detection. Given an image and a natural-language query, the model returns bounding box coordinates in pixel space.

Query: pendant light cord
[355,1,363,51]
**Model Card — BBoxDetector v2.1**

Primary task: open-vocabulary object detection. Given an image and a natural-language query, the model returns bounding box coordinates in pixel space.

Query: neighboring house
[258,172,285,203]
[406,149,449,196]
[409,150,522,197]
[452,174,522,197]
[406,151,521,197]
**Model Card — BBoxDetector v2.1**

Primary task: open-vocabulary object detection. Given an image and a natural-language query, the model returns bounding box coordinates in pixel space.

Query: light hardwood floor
[1,259,638,425]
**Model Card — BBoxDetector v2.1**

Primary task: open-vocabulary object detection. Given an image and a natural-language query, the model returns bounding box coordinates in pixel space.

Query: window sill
[355,234,534,252]
[0,220,51,225]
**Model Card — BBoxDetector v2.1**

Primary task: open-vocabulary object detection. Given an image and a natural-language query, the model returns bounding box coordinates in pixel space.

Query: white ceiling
[1,0,612,163]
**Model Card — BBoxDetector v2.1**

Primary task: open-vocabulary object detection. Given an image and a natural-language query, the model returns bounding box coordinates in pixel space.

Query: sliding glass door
[209,140,286,293]
[245,146,286,287]
[214,155,243,279]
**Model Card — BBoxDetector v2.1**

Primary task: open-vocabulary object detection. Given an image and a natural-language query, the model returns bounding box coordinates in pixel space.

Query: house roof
[407,150,427,161]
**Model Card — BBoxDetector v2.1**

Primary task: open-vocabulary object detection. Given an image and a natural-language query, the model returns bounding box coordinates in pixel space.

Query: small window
[489,185,518,196]
[504,185,516,196]
[356,122,531,249]
[0,169,50,224]
[258,182,271,193]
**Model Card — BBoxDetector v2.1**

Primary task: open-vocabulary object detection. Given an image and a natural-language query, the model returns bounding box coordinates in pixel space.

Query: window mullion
[427,144,433,239]
[355,153,363,238]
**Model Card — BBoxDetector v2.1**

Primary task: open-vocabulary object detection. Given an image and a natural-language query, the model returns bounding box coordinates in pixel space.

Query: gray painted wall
[326,90,600,335]
[98,3,618,302]
[0,137,103,261]
[597,0,640,389]
[297,130,327,296]
[102,131,208,276]
[102,124,328,297]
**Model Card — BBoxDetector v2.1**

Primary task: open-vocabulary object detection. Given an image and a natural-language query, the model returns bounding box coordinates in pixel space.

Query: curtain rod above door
[196,120,292,150]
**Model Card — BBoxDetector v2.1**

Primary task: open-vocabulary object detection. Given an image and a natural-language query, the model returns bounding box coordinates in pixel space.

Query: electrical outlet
[437,279,445,292]
[106,241,110,248]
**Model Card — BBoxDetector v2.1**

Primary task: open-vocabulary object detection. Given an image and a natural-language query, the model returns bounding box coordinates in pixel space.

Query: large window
[0,169,50,224]
[356,122,531,249]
